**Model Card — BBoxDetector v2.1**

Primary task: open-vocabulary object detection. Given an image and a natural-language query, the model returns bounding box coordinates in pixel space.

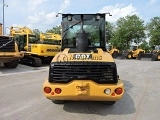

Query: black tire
[52,100,65,104]
[112,52,118,59]
[101,101,116,105]
[151,53,158,61]
[137,52,144,60]
[137,53,142,60]
[126,53,132,59]
[4,60,19,68]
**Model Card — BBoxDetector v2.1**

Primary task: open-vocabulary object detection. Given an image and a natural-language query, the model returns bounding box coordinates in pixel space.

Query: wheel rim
[128,54,132,58]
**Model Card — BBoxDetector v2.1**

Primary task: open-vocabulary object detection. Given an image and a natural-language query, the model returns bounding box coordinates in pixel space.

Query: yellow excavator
[10,26,61,67]
[43,13,124,105]
[106,44,119,58]
[125,45,145,59]
[0,23,24,68]
[40,32,61,42]
[138,45,160,61]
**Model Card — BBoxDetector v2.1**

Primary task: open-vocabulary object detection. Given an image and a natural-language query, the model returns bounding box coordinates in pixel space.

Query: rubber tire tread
[112,52,118,59]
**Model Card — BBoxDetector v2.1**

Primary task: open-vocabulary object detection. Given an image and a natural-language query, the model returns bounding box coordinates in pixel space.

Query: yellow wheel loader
[0,23,24,68]
[10,27,61,67]
[125,45,145,59]
[106,44,119,58]
[43,13,124,105]
[138,45,160,61]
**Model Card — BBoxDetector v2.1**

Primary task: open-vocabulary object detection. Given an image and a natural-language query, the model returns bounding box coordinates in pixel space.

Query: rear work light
[115,88,123,95]
[104,88,111,95]
[44,87,52,94]
[55,88,62,94]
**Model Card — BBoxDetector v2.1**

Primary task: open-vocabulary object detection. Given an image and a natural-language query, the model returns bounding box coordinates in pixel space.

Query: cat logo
[74,54,92,60]
[70,54,102,60]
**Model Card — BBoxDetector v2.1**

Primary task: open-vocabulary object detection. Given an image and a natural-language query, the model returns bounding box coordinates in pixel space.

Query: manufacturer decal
[70,54,102,60]
[47,49,60,52]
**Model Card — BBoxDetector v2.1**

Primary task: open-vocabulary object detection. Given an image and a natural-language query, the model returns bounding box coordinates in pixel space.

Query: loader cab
[60,14,106,52]
[130,45,137,51]
[154,45,160,51]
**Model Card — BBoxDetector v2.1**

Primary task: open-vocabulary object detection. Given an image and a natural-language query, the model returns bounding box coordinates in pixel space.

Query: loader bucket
[138,53,153,61]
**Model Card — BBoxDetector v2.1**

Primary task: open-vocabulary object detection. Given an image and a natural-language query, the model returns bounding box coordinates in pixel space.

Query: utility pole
[2,0,8,35]
[3,0,4,35]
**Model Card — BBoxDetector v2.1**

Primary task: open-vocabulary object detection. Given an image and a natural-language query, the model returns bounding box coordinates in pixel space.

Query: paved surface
[0,64,49,76]
[0,59,160,120]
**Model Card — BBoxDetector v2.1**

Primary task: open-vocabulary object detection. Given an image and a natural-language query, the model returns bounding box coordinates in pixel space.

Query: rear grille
[49,62,118,84]
[0,36,15,52]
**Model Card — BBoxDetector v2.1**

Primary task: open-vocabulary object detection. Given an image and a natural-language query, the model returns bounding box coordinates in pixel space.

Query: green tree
[33,29,40,40]
[46,25,61,35]
[139,40,150,52]
[110,14,145,50]
[84,25,100,43]
[146,17,160,46]
[110,31,126,50]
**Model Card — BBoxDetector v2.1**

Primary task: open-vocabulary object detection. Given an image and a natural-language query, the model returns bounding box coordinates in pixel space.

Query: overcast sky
[0,0,160,33]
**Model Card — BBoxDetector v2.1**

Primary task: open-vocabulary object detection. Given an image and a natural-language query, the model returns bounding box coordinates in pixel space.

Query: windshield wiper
[0,38,14,49]
[62,20,82,42]
[63,20,81,32]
